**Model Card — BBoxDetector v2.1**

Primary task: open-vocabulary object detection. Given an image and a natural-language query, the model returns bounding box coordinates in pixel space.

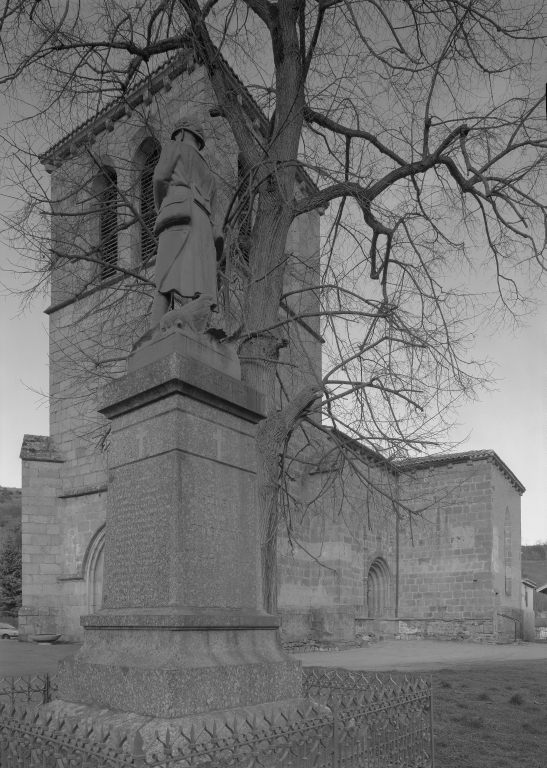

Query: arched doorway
[366,557,391,617]
[85,525,105,613]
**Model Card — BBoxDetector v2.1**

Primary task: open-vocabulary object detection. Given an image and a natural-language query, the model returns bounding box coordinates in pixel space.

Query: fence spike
[132,729,145,756]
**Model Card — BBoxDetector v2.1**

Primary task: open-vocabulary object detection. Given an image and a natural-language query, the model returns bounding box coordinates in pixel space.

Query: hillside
[0,487,22,548]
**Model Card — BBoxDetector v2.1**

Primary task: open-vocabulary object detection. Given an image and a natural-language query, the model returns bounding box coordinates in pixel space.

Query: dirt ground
[0,639,81,677]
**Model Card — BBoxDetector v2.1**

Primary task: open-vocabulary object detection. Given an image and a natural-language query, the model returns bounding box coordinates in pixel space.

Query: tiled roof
[316,432,525,493]
[40,44,320,195]
[309,427,395,474]
[312,429,525,492]
[396,449,525,494]
[40,52,192,164]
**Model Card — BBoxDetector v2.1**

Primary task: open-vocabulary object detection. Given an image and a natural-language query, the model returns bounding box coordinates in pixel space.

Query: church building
[18,52,525,646]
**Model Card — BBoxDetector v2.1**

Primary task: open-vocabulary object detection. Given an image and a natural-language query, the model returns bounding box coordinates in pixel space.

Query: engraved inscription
[185,492,246,558]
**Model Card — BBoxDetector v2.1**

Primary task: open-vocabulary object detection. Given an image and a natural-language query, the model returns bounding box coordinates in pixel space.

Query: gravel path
[2,637,547,679]
[294,639,547,671]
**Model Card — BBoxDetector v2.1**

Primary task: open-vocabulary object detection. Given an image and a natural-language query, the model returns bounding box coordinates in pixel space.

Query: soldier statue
[150,116,224,329]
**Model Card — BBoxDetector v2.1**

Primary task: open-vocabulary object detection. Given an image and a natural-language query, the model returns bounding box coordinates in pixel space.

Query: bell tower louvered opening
[99,167,119,280]
[140,142,161,262]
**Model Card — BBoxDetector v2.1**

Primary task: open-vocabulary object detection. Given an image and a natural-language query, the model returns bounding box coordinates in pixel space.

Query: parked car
[0,623,18,639]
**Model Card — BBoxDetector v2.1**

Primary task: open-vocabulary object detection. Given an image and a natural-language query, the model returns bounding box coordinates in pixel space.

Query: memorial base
[47,321,304,725]
[54,609,301,718]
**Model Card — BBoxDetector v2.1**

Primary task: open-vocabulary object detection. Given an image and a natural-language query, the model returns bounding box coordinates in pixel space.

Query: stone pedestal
[53,324,302,724]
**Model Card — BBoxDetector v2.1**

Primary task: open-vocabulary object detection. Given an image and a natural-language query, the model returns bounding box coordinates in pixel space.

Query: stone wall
[277,457,397,643]
[394,453,523,642]
[19,437,64,641]
[356,617,496,642]
[276,449,525,645]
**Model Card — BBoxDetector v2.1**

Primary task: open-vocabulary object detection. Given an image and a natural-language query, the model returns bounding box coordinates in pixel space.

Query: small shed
[521,578,536,641]
[535,583,547,640]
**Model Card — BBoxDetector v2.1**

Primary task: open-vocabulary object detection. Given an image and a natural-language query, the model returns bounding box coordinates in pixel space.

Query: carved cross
[213,427,227,461]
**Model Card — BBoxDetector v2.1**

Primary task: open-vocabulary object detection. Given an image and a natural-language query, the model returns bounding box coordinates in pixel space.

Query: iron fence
[304,667,434,766]
[0,669,434,768]
[0,676,58,708]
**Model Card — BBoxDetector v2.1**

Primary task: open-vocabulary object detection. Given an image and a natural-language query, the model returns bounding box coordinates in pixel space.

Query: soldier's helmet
[170,115,205,149]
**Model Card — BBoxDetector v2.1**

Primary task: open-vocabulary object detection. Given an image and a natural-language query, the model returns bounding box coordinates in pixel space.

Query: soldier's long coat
[153,140,221,302]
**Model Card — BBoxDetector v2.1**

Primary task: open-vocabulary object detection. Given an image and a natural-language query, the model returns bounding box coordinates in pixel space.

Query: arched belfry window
[366,557,391,618]
[98,167,119,280]
[140,141,161,262]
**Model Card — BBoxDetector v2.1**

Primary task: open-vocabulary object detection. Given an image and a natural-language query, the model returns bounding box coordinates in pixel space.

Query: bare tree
[1,0,546,612]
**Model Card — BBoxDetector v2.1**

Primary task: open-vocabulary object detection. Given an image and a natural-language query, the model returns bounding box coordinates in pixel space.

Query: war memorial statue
[150,115,224,332]
[42,113,303,737]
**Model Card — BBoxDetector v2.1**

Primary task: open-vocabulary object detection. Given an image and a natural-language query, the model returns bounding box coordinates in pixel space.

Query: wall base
[356,616,497,643]
[280,606,356,644]
[17,606,60,642]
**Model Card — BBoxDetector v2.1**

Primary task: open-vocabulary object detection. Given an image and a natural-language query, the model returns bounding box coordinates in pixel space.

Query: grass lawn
[430,661,547,768]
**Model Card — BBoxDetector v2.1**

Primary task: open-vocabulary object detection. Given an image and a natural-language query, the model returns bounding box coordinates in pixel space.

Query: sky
[449,301,547,545]
[0,270,49,486]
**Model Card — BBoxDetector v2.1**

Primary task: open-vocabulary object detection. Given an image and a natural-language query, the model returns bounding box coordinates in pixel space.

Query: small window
[140,143,161,262]
[98,167,118,280]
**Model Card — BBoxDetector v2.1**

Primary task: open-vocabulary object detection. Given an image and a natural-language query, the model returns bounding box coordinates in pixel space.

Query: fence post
[332,699,339,768]
[44,674,50,705]
[429,677,435,768]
